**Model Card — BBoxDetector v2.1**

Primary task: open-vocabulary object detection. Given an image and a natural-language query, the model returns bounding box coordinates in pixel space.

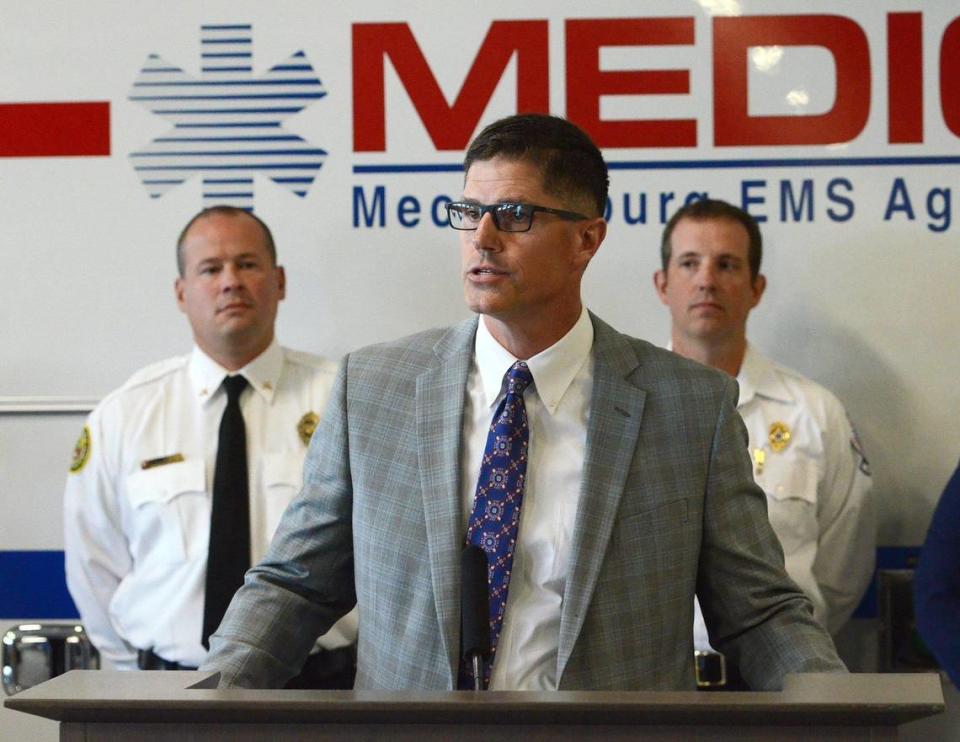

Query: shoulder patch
[70,426,92,474]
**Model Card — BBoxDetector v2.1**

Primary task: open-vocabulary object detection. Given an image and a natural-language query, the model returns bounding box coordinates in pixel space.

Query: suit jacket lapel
[415,317,477,686]
[557,314,647,679]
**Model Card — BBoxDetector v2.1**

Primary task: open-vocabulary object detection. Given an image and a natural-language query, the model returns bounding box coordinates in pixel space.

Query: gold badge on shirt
[298,412,319,446]
[768,421,791,453]
[70,426,91,474]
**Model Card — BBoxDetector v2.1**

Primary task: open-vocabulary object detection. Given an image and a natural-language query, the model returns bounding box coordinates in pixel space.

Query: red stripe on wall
[0,102,110,157]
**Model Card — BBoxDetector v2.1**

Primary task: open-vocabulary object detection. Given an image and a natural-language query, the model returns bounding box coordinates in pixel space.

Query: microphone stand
[461,544,491,692]
[472,655,483,692]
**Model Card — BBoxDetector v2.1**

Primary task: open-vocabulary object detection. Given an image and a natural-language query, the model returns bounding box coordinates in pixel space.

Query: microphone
[460,544,490,691]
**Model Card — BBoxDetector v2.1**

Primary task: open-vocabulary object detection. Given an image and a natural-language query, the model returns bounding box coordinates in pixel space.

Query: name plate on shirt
[140,453,185,470]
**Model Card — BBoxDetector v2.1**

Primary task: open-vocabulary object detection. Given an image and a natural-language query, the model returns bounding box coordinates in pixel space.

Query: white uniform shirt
[64,341,358,669]
[693,344,874,650]
[460,308,594,690]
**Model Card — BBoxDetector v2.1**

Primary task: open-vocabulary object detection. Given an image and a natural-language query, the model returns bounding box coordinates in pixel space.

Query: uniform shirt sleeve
[697,378,846,689]
[810,398,875,634]
[915,461,960,687]
[63,408,138,670]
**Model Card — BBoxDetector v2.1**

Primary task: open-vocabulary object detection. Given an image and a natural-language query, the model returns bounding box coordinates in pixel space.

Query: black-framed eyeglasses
[446,201,590,233]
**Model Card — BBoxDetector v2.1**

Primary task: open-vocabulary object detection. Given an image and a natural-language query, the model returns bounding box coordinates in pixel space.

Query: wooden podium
[4,671,944,741]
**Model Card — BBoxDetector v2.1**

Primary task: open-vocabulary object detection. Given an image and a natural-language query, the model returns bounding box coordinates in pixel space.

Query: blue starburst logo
[128,24,326,211]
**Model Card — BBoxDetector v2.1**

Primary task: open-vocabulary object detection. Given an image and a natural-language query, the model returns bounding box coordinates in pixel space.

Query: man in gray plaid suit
[202,114,845,690]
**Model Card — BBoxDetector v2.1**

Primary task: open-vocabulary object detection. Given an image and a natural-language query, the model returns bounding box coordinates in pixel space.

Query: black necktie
[202,374,250,648]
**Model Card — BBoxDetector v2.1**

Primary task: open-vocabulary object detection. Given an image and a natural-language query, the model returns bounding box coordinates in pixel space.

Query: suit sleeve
[915,461,960,687]
[696,379,846,689]
[202,357,357,688]
[811,401,875,634]
[63,412,138,670]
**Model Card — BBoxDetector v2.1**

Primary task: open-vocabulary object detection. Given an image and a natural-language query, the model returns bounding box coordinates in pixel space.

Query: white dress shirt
[460,308,594,690]
[693,344,874,650]
[65,341,357,669]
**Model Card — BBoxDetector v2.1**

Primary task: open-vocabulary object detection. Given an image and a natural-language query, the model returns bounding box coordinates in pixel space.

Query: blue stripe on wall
[852,545,922,619]
[0,547,919,620]
[0,551,78,619]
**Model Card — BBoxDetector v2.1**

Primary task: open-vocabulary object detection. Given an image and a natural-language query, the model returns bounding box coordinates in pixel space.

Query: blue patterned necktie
[459,361,534,689]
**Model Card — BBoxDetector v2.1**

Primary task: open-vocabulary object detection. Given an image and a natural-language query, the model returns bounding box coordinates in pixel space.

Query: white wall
[2,3,958,732]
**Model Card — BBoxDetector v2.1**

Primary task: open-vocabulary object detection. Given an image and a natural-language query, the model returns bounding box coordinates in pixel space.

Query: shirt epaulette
[282,347,338,374]
[118,355,189,394]
[768,358,846,414]
[90,356,188,414]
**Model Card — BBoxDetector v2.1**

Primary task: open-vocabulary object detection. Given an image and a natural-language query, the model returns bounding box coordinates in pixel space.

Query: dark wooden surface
[4,671,944,728]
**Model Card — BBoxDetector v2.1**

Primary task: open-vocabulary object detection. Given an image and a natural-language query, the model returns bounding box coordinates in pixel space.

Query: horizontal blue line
[273,65,313,72]
[175,122,281,128]
[155,135,301,143]
[135,164,323,171]
[0,547,898,619]
[353,154,960,175]
[202,38,251,45]
[202,67,253,73]
[141,67,182,74]
[607,155,960,170]
[202,52,252,59]
[131,93,324,101]
[131,149,325,157]
[134,79,321,87]
[202,24,251,30]
[272,177,314,183]
[142,179,184,185]
[293,190,307,196]
[354,163,463,174]
[204,178,253,183]
[203,192,254,198]
[154,107,302,114]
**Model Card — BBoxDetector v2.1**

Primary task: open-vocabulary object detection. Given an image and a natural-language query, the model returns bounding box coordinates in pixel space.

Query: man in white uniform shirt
[202,115,845,691]
[64,206,357,687]
[653,198,874,686]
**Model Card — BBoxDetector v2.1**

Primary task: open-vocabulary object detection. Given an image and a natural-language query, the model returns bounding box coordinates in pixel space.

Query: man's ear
[750,273,767,308]
[574,217,607,271]
[276,265,287,301]
[653,269,669,305]
[174,277,186,313]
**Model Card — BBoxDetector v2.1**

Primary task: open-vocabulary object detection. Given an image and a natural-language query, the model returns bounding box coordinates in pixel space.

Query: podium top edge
[4,671,945,726]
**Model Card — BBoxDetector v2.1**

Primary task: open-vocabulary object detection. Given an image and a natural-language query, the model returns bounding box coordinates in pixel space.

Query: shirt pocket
[759,455,818,557]
[261,452,303,538]
[125,458,207,564]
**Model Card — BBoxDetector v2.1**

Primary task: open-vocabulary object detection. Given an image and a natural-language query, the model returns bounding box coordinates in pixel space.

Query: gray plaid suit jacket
[203,313,845,689]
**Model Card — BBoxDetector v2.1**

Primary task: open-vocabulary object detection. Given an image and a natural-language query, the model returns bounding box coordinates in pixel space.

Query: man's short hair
[660,199,763,279]
[176,206,277,276]
[464,114,609,217]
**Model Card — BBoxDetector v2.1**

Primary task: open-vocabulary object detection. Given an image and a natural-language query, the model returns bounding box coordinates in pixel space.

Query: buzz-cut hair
[176,206,277,277]
[660,198,763,279]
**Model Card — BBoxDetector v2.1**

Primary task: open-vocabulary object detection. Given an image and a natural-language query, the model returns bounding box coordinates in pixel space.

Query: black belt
[694,650,747,691]
[137,648,197,671]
